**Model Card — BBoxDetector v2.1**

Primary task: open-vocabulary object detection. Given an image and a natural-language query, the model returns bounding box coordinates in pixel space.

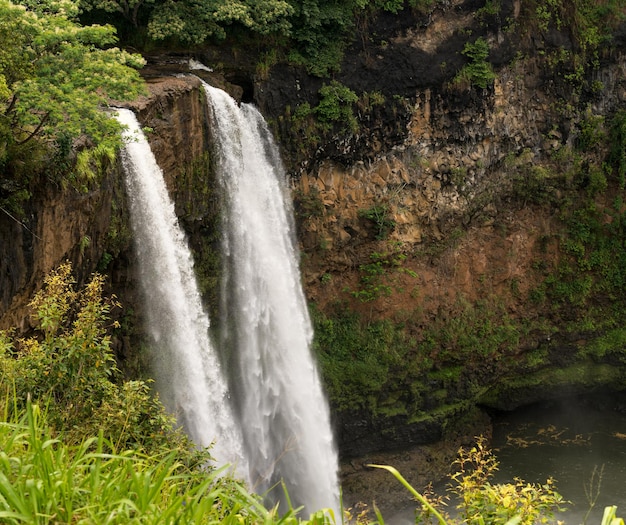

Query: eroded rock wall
[0,74,213,341]
[296,53,626,274]
[0,163,123,333]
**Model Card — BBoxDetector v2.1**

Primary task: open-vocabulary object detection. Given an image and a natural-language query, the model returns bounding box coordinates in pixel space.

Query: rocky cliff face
[256,0,626,448]
[2,0,626,510]
[294,54,626,298]
[0,74,217,355]
[250,0,626,504]
[0,160,123,333]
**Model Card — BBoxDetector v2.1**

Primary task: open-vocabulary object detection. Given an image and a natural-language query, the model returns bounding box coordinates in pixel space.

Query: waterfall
[203,84,340,516]
[115,108,247,474]
[116,91,340,516]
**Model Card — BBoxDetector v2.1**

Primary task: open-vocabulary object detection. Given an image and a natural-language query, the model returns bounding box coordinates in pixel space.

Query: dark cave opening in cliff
[226,73,254,104]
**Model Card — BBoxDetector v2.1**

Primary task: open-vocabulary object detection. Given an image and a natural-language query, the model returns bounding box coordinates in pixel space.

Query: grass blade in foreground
[368,464,449,525]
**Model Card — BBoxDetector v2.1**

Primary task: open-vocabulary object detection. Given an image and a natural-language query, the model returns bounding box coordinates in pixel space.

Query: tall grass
[0,401,227,523]
[0,401,337,524]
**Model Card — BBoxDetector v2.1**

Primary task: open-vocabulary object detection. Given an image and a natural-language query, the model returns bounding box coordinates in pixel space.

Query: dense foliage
[78,0,436,74]
[0,0,144,200]
[0,263,190,456]
[0,404,242,524]
[284,0,434,75]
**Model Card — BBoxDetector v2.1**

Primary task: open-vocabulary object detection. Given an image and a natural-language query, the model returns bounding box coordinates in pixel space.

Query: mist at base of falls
[388,392,626,525]
[491,393,626,524]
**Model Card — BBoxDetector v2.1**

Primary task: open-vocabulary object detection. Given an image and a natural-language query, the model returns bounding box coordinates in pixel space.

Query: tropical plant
[0,2,140,219]
[0,263,188,457]
[0,0,145,188]
[146,0,293,43]
[358,204,396,240]
[372,437,568,525]
[314,80,359,132]
[0,403,213,524]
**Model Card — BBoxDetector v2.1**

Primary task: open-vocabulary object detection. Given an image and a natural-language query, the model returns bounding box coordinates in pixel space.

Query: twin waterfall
[116,84,339,515]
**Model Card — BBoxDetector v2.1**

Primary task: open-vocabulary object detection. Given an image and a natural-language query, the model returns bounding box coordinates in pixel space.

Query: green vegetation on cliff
[0,0,145,213]
[306,9,626,431]
[0,264,581,525]
[312,295,523,420]
[3,0,626,520]
[78,0,436,73]
[311,108,626,426]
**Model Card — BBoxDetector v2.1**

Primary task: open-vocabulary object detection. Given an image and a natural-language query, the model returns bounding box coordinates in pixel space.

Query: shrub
[545,197,626,307]
[314,81,359,133]
[372,437,568,525]
[450,438,566,525]
[358,204,396,240]
[454,37,496,89]
[346,246,417,304]
[294,187,325,220]
[0,263,192,457]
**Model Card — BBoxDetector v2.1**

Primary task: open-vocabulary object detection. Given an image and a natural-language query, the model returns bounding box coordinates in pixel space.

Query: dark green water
[491,393,626,525]
[389,392,626,525]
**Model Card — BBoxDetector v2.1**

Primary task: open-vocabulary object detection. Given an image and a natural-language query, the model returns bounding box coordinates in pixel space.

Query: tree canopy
[77,0,430,75]
[0,0,145,192]
[79,0,295,43]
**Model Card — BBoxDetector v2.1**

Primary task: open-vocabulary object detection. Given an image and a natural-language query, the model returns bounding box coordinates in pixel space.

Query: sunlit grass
[0,400,340,524]
[0,402,234,523]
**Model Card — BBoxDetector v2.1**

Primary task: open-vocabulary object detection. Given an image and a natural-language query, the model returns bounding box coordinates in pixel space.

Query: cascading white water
[203,84,340,516]
[115,97,339,515]
[115,108,247,475]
